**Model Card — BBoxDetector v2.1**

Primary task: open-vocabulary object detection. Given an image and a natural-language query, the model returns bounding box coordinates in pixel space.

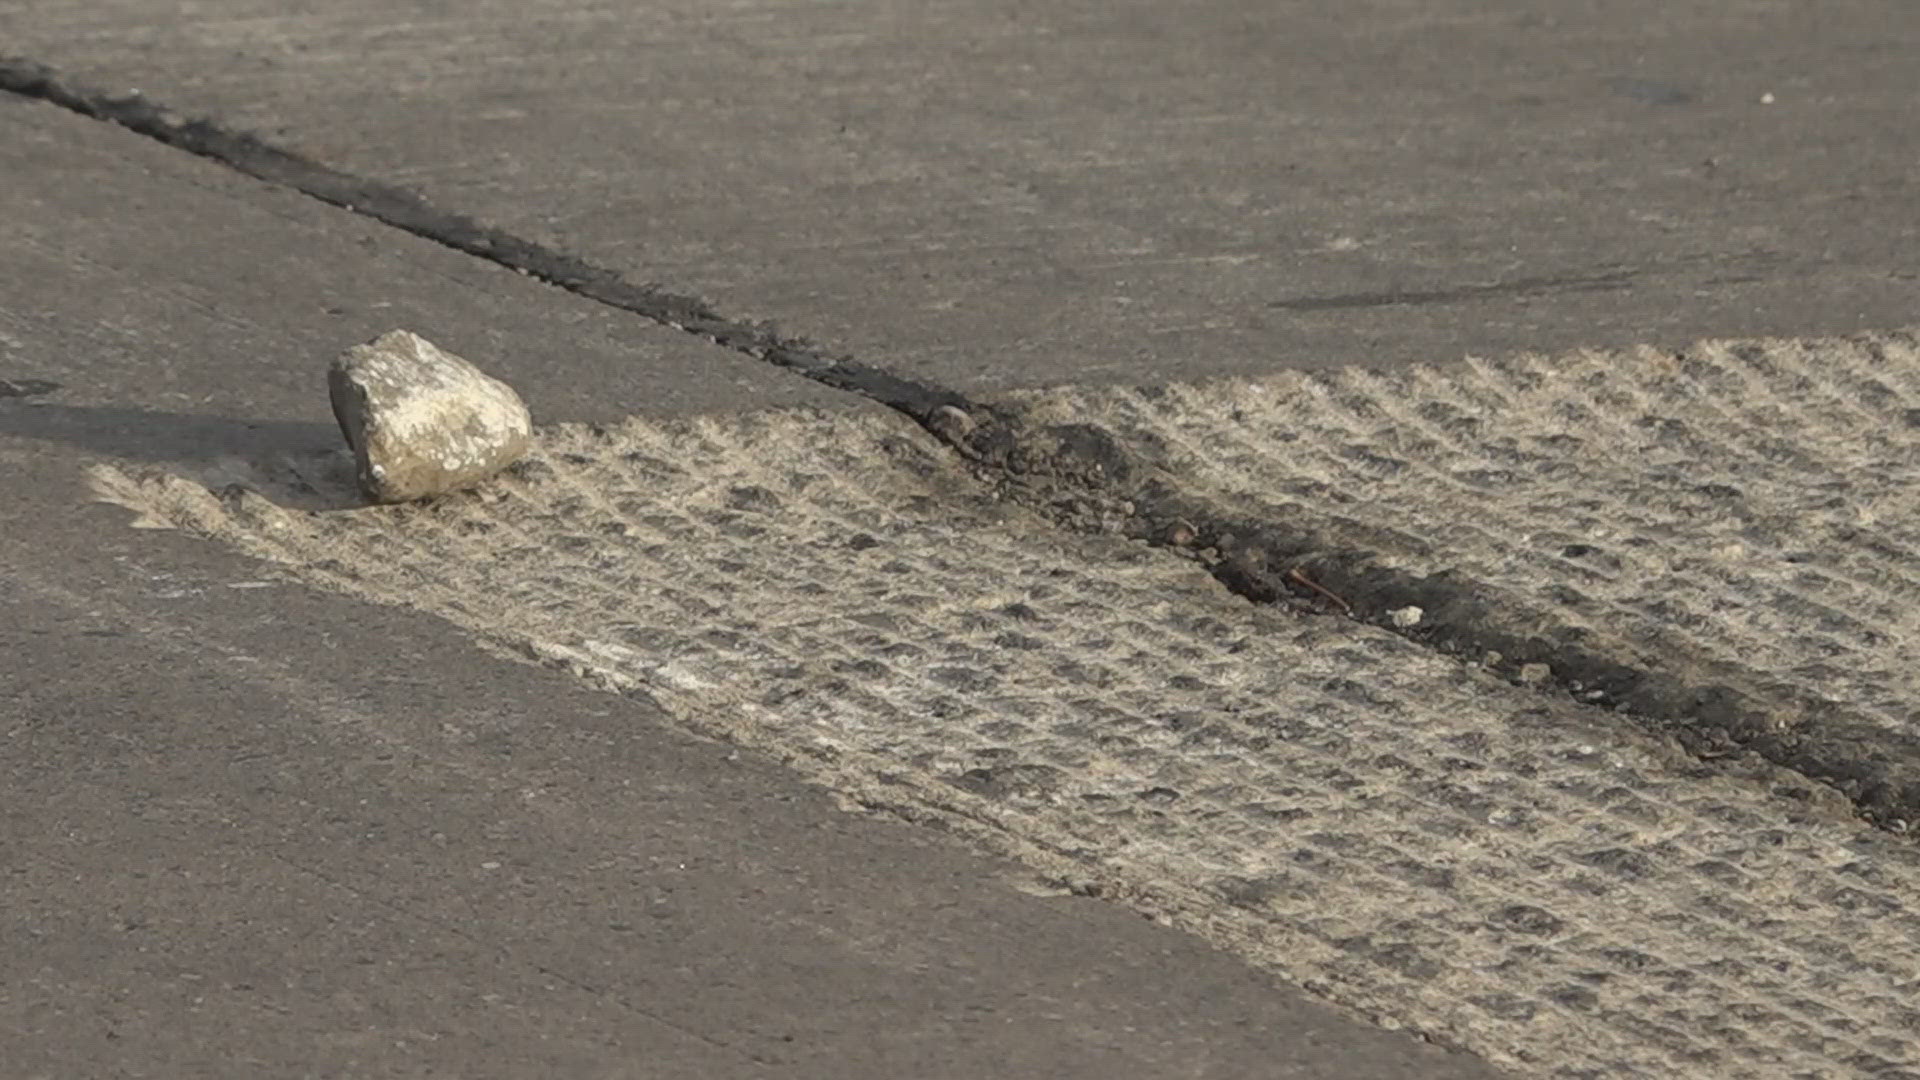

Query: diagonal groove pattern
[19,33,1920,900]
[20,26,1920,1076]
[93,410,1920,1078]
[14,53,1920,832]
[1003,331,1920,827]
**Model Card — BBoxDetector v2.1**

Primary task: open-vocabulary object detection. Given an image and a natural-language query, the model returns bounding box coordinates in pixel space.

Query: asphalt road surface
[5,4,1920,1077]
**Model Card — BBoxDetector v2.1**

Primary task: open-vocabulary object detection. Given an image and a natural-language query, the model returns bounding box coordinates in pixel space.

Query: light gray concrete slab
[3,0,1914,393]
[0,95,852,431]
[0,97,1503,1079]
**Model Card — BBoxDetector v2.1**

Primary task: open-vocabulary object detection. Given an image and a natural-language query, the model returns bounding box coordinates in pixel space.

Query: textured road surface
[1013,332,1920,826]
[99,396,1920,1077]
[2,99,1502,1079]
[8,2,1920,1077]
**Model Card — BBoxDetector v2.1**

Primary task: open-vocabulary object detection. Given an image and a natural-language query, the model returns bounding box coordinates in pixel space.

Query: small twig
[1286,567,1353,614]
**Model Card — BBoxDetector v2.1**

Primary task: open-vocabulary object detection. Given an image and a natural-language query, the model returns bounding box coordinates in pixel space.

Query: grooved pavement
[96,394,1920,1078]
[1018,331,1920,824]
[6,95,1505,1079]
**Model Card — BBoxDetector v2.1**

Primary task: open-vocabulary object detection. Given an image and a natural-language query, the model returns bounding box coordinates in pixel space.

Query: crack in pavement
[7,61,1918,836]
[1266,269,1642,312]
[25,50,1920,1073]
[1262,253,1793,314]
[977,334,1920,831]
[0,56,963,421]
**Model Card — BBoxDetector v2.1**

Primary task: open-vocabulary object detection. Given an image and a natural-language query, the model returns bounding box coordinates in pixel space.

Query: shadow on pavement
[1,400,361,510]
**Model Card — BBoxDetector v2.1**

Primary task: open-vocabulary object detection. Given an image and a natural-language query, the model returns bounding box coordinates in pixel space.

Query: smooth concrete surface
[0,100,1503,1077]
[2,1,1915,392]
[0,94,851,427]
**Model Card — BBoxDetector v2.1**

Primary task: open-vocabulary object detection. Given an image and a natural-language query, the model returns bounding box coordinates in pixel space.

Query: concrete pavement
[0,95,1498,1077]
[6,2,1920,1076]
[4,0,1915,391]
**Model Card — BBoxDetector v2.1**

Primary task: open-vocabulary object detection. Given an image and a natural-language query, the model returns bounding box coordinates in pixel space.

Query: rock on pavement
[328,330,532,503]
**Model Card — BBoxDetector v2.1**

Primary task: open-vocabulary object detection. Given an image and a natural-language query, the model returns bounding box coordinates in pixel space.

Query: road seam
[9,55,1915,834]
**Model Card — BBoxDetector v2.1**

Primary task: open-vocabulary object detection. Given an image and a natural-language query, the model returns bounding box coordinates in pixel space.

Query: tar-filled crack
[955,415,1920,832]
[0,57,965,422]
[9,56,1912,834]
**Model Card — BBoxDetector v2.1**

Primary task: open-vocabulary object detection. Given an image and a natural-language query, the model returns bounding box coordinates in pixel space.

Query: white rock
[328,330,532,503]
[1388,605,1423,628]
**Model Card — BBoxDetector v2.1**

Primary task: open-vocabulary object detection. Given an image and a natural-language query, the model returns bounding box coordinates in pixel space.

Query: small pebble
[925,404,977,444]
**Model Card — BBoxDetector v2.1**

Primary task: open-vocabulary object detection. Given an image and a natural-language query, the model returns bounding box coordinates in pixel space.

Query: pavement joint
[980,334,1920,832]
[15,9,1920,1073]
[6,54,1909,839]
[0,56,964,421]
